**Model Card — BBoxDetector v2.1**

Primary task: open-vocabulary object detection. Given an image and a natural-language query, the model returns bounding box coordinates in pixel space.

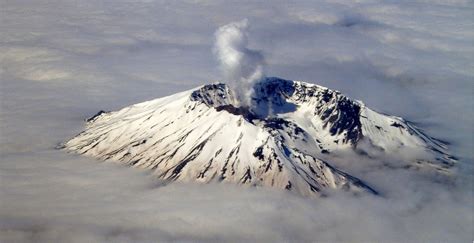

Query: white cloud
[0,0,472,242]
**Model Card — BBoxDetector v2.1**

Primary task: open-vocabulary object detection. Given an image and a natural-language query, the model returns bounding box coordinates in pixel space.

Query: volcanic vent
[64,77,455,197]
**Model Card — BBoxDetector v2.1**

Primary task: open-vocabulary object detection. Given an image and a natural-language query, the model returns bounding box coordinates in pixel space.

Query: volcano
[64,77,455,197]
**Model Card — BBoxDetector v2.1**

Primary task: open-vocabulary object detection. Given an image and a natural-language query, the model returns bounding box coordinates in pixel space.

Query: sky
[0,0,473,242]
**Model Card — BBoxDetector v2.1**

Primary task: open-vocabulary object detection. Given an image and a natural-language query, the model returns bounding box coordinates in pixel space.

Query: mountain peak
[191,78,364,145]
[64,77,455,197]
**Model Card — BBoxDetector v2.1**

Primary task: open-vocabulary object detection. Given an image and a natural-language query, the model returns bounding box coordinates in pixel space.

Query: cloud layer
[1,0,472,242]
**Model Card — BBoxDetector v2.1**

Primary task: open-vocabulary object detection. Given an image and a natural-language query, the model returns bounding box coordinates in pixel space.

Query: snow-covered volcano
[64,77,455,197]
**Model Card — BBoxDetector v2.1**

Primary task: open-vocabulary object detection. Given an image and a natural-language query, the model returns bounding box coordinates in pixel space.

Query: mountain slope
[64,77,455,196]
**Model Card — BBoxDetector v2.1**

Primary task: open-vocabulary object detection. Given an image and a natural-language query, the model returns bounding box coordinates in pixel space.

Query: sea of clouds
[1,0,473,242]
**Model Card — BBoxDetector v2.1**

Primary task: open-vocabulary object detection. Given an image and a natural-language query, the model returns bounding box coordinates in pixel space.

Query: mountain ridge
[63,77,455,197]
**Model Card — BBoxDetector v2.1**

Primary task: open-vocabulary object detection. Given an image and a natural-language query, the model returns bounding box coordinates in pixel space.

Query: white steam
[214,19,265,106]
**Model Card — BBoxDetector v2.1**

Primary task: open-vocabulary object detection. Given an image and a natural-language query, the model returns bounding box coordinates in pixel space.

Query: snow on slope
[64,77,455,197]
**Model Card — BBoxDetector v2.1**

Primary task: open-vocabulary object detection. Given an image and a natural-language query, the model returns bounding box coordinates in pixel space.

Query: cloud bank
[214,19,265,106]
[0,0,472,242]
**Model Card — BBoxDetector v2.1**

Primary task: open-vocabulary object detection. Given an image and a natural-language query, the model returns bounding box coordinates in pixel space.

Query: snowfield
[65,77,455,197]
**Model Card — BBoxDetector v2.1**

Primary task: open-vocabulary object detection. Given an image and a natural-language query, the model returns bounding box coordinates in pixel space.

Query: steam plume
[214,19,265,106]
